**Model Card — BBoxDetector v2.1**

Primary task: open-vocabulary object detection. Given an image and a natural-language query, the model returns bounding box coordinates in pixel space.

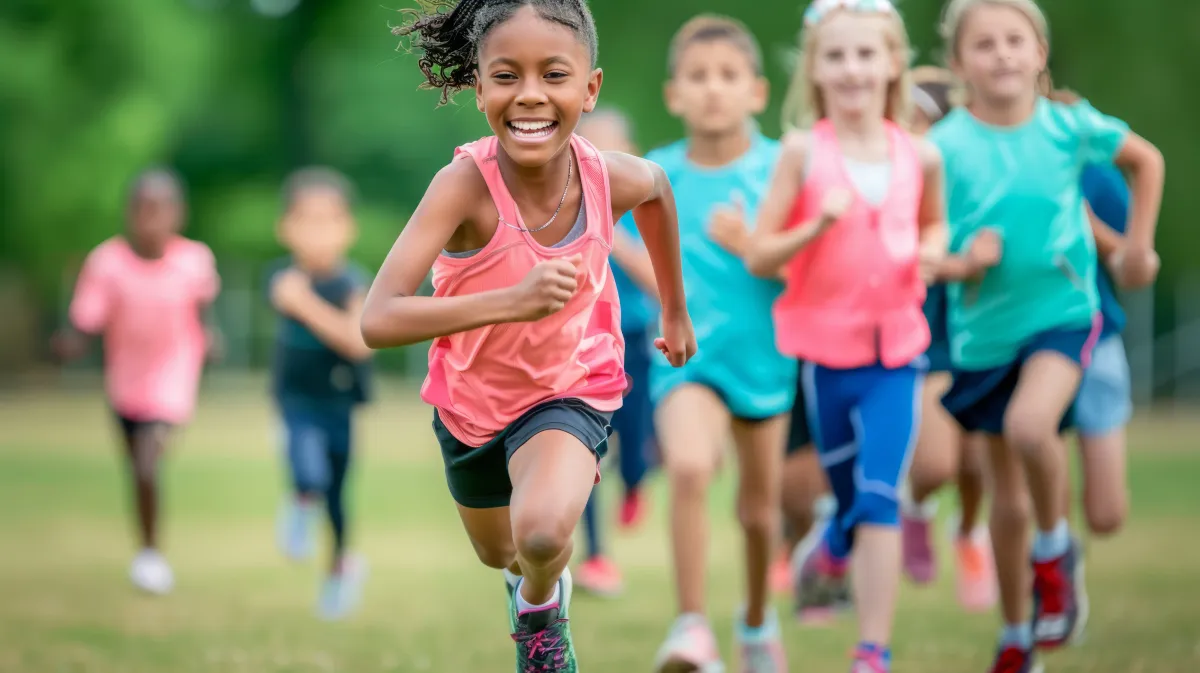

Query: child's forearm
[745,219,824,278]
[360,288,517,349]
[1089,210,1124,259]
[1125,149,1164,249]
[633,167,687,317]
[292,296,373,361]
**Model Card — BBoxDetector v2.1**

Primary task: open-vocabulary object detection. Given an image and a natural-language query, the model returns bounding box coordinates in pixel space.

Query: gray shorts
[433,398,612,509]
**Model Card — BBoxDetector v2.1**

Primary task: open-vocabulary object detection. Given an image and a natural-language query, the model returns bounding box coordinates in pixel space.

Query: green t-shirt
[930,98,1129,370]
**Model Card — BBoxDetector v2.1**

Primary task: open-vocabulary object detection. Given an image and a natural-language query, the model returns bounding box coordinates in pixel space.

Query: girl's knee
[990,494,1031,531]
[735,497,778,537]
[667,460,715,496]
[1002,412,1058,456]
[1085,496,1127,537]
[511,514,574,566]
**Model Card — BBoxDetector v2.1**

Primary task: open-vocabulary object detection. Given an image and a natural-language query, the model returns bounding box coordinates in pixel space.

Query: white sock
[502,568,522,589]
[515,578,562,613]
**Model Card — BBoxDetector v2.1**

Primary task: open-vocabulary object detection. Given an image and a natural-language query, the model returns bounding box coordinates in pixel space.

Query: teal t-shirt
[643,134,795,416]
[930,98,1129,370]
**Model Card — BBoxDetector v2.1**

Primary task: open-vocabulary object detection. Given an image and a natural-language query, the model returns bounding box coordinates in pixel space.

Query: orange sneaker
[770,552,794,595]
[576,555,623,598]
[955,529,998,613]
[618,488,648,530]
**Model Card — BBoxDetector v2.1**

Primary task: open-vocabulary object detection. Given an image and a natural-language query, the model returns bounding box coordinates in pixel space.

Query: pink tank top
[774,119,930,369]
[420,135,627,446]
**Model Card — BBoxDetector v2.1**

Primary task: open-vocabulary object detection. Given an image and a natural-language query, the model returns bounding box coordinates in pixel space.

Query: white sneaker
[654,613,725,673]
[317,554,369,621]
[129,549,174,595]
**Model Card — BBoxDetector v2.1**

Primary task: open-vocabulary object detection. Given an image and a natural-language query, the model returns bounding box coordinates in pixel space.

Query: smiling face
[952,3,1047,108]
[809,11,899,121]
[474,5,602,168]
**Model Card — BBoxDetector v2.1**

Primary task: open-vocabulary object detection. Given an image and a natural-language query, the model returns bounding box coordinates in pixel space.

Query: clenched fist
[507,254,582,322]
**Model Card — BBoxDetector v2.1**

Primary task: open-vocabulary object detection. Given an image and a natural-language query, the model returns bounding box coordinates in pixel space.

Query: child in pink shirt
[744,1,947,671]
[54,168,221,596]
[365,2,694,670]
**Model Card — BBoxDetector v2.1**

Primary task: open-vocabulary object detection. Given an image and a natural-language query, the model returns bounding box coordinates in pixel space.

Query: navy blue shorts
[113,412,170,446]
[278,400,353,494]
[941,324,1100,435]
[787,361,813,454]
[434,398,612,509]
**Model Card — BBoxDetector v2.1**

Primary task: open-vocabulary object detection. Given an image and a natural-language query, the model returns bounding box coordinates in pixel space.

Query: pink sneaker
[654,614,724,673]
[954,530,998,612]
[901,513,937,585]
[618,488,648,530]
[769,552,793,595]
[575,555,623,597]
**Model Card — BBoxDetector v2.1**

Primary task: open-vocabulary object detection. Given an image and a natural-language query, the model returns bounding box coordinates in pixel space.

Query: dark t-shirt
[267,258,372,407]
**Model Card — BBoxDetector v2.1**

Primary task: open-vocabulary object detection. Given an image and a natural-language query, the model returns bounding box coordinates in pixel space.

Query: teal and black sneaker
[510,568,577,672]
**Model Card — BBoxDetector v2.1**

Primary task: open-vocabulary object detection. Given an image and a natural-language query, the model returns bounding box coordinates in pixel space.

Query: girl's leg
[1076,429,1128,536]
[581,493,602,559]
[653,384,729,671]
[780,448,827,555]
[846,366,922,662]
[576,490,624,597]
[1005,352,1086,648]
[985,434,1036,657]
[730,415,789,627]
[507,430,599,605]
[123,421,174,595]
[901,372,960,585]
[956,432,989,536]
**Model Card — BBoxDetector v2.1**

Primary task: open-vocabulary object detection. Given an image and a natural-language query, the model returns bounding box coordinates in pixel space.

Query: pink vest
[775,119,930,369]
[420,135,626,446]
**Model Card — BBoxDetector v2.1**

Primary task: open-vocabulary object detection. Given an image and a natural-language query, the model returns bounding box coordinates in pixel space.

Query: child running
[647,15,794,673]
[931,1,1164,670]
[574,108,662,597]
[1050,88,1155,542]
[370,2,695,670]
[745,1,946,670]
[268,167,374,620]
[53,168,221,595]
[898,66,997,613]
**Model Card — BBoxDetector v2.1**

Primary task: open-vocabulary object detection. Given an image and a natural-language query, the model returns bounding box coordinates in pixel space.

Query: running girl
[932,1,1164,670]
[53,168,221,596]
[745,1,946,670]
[368,2,695,670]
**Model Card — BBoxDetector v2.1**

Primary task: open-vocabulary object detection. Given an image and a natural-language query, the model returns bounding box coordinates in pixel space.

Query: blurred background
[3,2,1200,672]
[1,0,1197,392]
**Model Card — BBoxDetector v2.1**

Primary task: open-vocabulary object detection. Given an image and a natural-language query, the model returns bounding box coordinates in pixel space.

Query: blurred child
[745,1,946,670]
[898,66,998,613]
[53,168,221,595]
[646,14,793,673]
[268,167,373,620]
[573,108,662,597]
[933,1,1163,669]
[371,2,694,669]
[1050,88,1148,542]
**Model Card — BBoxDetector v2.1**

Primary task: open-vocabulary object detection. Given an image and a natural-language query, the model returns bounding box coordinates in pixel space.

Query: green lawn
[1,380,1198,672]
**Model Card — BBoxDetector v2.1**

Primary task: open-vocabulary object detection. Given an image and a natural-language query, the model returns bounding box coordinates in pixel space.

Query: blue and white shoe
[318,554,368,621]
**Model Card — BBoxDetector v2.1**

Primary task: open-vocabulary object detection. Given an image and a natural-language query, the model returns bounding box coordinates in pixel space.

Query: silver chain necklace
[499,159,573,234]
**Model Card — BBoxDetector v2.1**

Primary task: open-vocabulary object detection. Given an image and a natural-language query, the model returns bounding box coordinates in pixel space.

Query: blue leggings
[581,326,657,557]
[281,401,354,555]
[801,362,922,559]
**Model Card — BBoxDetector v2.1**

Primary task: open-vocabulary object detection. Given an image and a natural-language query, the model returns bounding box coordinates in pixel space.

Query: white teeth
[510,120,555,131]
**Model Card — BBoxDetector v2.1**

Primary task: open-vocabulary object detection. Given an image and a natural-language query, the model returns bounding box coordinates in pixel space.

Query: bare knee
[736,493,777,538]
[912,448,958,500]
[668,461,715,498]
[991,491,1032,532]
[1003,412,1057,458]
[511,516,573,567]
[1085,496,1128,537]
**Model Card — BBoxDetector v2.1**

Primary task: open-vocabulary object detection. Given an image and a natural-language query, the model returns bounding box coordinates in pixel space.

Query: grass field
[2,377,1198,673]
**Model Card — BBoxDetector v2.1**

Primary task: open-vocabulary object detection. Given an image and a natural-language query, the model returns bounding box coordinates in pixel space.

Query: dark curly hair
[393,0,598,106]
